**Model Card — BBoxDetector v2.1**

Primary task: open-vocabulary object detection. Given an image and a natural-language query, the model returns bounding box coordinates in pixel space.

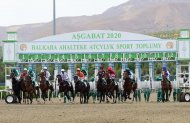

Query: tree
[0,60,5,82]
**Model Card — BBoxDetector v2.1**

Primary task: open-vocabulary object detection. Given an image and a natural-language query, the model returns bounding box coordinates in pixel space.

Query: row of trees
[147,30,180,39]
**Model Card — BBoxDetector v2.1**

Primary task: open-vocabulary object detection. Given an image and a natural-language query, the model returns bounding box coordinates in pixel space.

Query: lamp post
[53,0,56,35]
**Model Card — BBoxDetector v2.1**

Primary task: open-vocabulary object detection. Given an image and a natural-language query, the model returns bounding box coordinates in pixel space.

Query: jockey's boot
[32,81,35,89]
[84,81,87,87]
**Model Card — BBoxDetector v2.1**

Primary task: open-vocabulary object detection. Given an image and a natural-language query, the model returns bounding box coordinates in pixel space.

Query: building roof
[34,30,161,42]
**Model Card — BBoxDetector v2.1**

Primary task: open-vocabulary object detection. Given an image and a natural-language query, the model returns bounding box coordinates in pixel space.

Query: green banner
[18,52,177,62]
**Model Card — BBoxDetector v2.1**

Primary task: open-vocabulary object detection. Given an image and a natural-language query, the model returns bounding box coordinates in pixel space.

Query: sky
[0,0,129,26]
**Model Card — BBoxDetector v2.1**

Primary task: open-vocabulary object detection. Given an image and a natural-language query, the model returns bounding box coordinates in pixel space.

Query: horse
[23,75,39,104]
[73,75,90,104]
[132,79,138,101]
[19,77,27,103]
[96,72,107,103]
[123,72,133,101]
[38,72,54,103]
[9,72,22,103]
[161,76,172,102]
[105,75,119,103]
[56,74,75,102]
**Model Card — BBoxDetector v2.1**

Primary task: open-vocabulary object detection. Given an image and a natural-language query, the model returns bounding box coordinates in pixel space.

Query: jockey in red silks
[97,66,106,77]
[76,68,88,86]
[20,68,28,80]
[106,66,116,83]
[76,68,85,80]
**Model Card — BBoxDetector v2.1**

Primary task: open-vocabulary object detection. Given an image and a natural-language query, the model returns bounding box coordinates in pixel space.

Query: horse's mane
[162,76,168,82]
[56,74,63,84]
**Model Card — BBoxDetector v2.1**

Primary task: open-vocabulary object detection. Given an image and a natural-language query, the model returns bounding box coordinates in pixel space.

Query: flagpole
[53,0,56,35]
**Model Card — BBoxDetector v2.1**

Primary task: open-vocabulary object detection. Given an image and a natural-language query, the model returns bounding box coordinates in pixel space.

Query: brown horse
[23,75,38,104]
[161,76,172,102]
[19,77,27,103]
[105,74,119,103]
[74,75,90,104]
[56,74,75,102]
[97,72,107,103]
[38,72,54,103]
[123,72,133,101]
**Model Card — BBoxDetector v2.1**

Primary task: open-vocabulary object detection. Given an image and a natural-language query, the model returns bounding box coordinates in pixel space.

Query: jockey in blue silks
[162,66,170,82]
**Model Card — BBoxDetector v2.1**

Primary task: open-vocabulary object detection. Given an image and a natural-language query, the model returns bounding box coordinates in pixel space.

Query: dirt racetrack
[0,93,190,123]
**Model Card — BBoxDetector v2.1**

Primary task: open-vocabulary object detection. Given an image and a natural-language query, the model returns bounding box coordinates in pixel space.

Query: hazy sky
[0,0,129,26]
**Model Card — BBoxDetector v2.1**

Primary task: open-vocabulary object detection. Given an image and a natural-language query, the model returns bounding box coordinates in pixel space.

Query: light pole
[53,0,56,35]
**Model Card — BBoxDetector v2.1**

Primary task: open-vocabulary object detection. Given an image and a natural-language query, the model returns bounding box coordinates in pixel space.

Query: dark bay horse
[24,75,39,104]
[10,72,22,103]
[74,75,90,104]
[123,72,133,101]
[161,76,172,102]
[97,72,107,103]
[38,72,54,103]
[56,74,75,102]
[105,75,119,103]
[19,77,27,103]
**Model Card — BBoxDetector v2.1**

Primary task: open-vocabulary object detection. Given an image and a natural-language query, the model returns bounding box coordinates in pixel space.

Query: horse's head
[38,72,45,78]
[10,72,18,85]
[56,74,63,84]
[56,74,62,80]
[25,75,32,83]
[73,75,78,82]
[10,72,16,79]
[123,71,130,80]
[162,75,168,82]
[38,72,46,84]
[74,75,81,85]
[98,72,104,79]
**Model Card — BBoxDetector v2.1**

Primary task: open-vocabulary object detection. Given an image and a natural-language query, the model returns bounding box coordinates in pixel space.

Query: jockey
[97,66,106,82]
[76,68,87,86]
[42,67,51,86]
[60,69,71,86]
[98,66,106,76]
[81,67,88,80]
[60,69,69,81]
[162,66,170,81]
[28,67,38,87]
[106,66,116,83]
[11,68,20,80]
[76,68,85,79]
[20,68,28,80]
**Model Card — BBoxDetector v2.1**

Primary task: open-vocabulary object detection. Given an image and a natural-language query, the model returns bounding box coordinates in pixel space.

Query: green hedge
[0,86,5,90]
